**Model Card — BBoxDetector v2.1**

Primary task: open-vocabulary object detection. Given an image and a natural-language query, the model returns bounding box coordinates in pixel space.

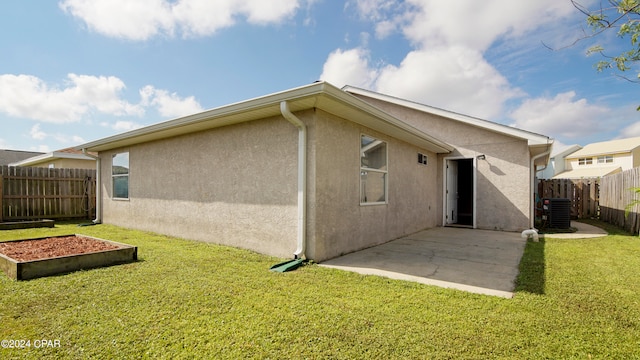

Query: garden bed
[0,219,55,230]
[0,234,137,280]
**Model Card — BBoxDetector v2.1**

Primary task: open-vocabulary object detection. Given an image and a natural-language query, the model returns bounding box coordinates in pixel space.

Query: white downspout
[529,148,552,229]
[280,101,307,259]
[82,149,102,224]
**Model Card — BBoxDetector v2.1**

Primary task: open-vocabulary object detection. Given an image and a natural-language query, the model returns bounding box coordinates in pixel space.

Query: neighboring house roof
[551,144,582,159]
[76,81,455,154]
[552,167,621,179]
[0,149,44,166]
[342,86,553,163]
[10,147,97,167]
[536,144,582,179]
[568,136,640,158]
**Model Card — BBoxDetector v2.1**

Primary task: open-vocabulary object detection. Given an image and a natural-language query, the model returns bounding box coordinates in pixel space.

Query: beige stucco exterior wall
[97,108,443,261]
[99,116,301,259]
[351,95,530,232]
[308,110,439,261]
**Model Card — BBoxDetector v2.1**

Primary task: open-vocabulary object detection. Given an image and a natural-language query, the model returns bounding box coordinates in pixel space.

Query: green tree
[574,0,640,88]
[574,1,640,221]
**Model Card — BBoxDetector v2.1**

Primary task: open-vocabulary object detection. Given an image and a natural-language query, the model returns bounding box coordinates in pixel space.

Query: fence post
[0,176,3,223]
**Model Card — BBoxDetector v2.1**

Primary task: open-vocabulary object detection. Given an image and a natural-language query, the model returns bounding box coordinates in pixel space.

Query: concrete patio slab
[320,227,527,298]
[542,221,608,239]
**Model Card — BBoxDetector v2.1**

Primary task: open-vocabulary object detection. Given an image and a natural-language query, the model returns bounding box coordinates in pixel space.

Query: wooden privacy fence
[0,165,96,222]
[537,178,599,219]
[600,167,640,235]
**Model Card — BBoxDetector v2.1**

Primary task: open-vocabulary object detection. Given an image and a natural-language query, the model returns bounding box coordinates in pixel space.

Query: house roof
[551,144,582,159]
[0,149,44,166]
[567,136,640,158]
[10,147,97,167]
[76,81,455,154]
[552,166,621,179]
[342,86,553,148]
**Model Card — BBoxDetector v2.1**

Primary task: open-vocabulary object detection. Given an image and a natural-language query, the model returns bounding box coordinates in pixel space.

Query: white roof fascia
[76,81,454,154]
[9,152,96,167]
[342,85,552,146]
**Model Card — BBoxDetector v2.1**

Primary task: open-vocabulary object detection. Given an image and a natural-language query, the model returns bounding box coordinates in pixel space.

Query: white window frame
[360,134,388,206]
[597,155,613,164]
[578,157,593,166]
[112,152,130,200]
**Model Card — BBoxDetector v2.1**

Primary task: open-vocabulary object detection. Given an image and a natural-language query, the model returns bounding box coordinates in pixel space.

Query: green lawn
[0,221,639,359]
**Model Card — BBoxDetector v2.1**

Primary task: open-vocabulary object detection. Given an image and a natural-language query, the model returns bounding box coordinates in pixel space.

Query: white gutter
[82,149,102,224]
[529,148,552,229]
[280,101,307,259]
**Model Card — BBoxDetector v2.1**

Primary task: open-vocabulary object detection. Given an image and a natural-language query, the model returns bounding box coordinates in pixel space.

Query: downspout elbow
[82,149,102,224]
[280,101,307,259]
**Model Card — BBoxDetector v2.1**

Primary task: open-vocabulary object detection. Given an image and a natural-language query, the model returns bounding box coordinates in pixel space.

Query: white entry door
[446,160,458,225]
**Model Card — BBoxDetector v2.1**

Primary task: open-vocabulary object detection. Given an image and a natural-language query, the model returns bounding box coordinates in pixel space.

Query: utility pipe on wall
[280,101,307,259]
[82,149,102,224]
[529,148,552,229]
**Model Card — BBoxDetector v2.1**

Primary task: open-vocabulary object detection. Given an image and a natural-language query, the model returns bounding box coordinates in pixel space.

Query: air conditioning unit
[542,198,571,229]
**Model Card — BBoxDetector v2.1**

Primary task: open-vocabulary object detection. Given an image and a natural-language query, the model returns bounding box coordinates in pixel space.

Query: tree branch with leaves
[573,0,640,89]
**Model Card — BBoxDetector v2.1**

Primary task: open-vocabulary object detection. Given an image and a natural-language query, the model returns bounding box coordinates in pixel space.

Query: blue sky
[1,0,638,154]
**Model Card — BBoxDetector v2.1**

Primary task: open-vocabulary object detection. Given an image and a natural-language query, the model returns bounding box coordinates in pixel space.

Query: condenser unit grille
[543,198,571,229]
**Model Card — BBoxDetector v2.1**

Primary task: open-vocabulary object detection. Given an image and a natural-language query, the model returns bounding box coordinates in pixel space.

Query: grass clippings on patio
[1,220,639,359]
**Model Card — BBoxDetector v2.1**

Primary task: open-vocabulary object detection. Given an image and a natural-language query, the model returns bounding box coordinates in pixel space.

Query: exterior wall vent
[418,153,428,165]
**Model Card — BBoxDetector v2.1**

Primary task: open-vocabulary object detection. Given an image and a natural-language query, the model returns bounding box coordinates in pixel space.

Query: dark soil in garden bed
[0,235,121,262]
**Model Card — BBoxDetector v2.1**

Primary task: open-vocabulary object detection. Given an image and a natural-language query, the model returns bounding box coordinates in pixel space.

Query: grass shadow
[515,239,546,294]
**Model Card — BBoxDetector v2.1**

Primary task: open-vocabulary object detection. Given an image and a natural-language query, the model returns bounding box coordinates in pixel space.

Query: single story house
[553,136,640,179]
[0,149,44,166]
[10,147,97,170]
[76,82,552,262]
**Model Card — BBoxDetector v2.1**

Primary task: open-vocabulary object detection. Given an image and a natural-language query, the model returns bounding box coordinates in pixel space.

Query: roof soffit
[343,85,553,146]
[76,82,454,154]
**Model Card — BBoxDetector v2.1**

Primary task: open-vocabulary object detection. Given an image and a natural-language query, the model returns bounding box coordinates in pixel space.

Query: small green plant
[625,187,640,217]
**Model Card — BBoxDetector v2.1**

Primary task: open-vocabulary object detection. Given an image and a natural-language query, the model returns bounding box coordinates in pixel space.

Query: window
[578,157,593,165]
[112,152,129,199]
[597,155,613,164]
[360,135,387,204]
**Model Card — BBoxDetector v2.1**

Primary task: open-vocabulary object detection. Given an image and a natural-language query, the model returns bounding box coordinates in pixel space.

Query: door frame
[442,156,477,228]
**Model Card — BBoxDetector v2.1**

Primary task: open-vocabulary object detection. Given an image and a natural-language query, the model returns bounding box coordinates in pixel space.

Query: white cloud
[321,0,584,122]
[0,73,202,124]
[32,145,51,153]
[509,91,608,138]
[619,122,640,138]
[60,0,301,40]
[375,47,523,119]
[112,121,144,132]
[350,0,397,22]
[26,123,88,147]
[140,86,203,118]
[29,124,47,140]
[403,0,576,51]
[320,46,522,119]
[320,48,379,89]
[0,74,143,123]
